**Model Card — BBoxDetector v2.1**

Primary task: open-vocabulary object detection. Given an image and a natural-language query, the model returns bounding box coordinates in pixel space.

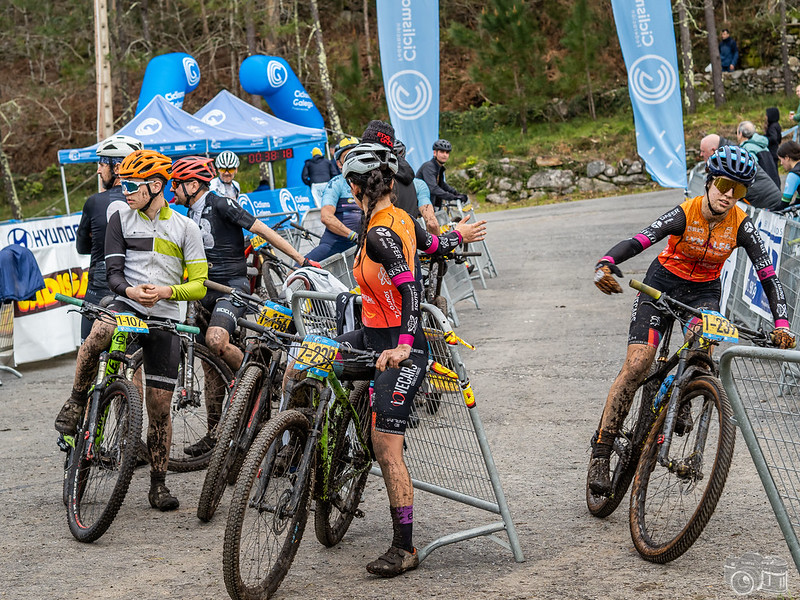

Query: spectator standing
[737,120,781,187]
[790,84,800,126]
[210,151,241,200]
[719,28,739,71]
[777,140,800,206]
[253,162,272,192]
[302,147,337,207]
[416,139,468,210]
[765,107,782,170]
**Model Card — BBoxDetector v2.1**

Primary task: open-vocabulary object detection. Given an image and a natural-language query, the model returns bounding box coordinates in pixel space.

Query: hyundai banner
[376,0,439,171]
[611,0,686,188]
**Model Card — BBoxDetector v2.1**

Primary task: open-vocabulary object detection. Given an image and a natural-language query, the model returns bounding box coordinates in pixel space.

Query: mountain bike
[56,293,200,542]
[586,279,775,563]
[222,321,405,600]
[197,281,293,522]
[245,215,295,301]
[420,249,481,317]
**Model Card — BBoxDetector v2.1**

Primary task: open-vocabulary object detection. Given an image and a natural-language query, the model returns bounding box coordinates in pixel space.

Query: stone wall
[693,60,800,103]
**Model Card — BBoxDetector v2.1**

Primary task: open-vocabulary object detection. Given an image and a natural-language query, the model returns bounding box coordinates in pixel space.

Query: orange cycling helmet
[119,149,172,181]
[171,156,215,184]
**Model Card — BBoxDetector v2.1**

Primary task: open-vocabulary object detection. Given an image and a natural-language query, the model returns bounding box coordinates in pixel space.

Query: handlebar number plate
[256,301,293,332]
[250,235,269,251]
[701,310,738,343]
[115,313,149,333]
[295,335,340,377]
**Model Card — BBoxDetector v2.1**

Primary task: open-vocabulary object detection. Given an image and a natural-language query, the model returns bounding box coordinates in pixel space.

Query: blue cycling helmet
[706,145,757,186]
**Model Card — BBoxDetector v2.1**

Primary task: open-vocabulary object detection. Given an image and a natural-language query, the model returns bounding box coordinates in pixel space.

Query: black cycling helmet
[432,139,452,152]
[393,139,406,159]
[706,145,757,186]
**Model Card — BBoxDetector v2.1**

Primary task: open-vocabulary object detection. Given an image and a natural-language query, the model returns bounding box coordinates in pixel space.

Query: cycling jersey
[186,191,256,283]
[209,177,240,200]
[782,162,800,204]
[320,174,362,233]
[601,195,788,327]
[76,186,126,272]
[106,205,207,320]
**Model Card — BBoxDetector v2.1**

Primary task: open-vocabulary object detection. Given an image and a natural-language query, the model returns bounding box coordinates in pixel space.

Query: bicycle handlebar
[204,280,265,307]
[290,221,323,239]
[57,294,83,307]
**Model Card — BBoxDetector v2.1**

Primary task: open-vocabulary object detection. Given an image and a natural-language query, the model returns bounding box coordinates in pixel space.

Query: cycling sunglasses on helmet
[121,180,153,194]
[712,176,747,200]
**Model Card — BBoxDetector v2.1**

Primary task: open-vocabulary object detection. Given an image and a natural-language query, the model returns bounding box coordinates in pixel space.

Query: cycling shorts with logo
[201,276,250,336]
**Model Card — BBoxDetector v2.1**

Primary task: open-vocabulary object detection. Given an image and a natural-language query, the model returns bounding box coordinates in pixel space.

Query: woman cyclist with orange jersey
[329,123,486,577]
[588,145,795,497]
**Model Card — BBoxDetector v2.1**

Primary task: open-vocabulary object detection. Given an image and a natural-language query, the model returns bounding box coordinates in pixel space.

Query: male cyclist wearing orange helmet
[55,150,208,511]
[170,156,319,456]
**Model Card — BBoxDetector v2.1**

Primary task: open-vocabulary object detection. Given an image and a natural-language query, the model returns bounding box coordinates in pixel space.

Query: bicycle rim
[260,261,287,302]
[223,410,311,600]
[67,381,142,542]
[587,365,661,518]
[630,375,735,563]
[168,343,233,472]
[314,381,372,547]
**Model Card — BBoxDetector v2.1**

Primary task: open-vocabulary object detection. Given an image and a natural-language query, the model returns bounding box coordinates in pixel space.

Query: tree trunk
[677,0,697,114]
[781,0,792,96]
[199,0,210,37]
[244,0,261,106]
[704,0,725,107]
[0,125,21,220]
[294,0,303,79]
[140,0,151,49]
[309,0,343,136]
[230,0,238,94]
[581,31,596,120]
[363,0,374,73]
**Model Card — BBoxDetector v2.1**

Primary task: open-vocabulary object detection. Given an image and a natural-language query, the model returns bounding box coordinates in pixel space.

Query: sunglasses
[120,180,153,194]
[712,177,747,199]
[218,168,236,174]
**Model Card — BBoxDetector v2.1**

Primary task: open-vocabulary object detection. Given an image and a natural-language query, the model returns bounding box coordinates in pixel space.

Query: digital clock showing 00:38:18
[246,148,294,164]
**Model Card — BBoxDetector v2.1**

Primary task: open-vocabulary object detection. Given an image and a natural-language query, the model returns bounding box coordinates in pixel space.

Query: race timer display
[246,148,294,164]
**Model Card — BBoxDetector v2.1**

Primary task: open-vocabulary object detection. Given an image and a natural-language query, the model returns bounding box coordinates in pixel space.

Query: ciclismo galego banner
[611,0,686,188]
[376,0,439,172]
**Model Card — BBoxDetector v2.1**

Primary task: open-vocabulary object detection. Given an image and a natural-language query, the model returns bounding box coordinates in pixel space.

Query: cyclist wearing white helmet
[305,135,362,262]
[210,150,241,200]
[415,138,468,210]
[75,134,143,340]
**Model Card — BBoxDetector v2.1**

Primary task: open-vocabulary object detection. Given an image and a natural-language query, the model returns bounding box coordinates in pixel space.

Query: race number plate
[701,310,738,343]
[250,235,269,251]
[256,301,293,332]
[115,313,149,333]
[295,335,339,378]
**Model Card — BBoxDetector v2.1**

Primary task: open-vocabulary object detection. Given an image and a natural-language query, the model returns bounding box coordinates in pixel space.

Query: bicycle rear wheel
[198,363,267,522]
[167,342,233,472]
[629,375,735,563]
[67,381,143,543]
[223,409,311,600]
[586,364,661,518]
[314,380,372,547]
[260,260,288,302]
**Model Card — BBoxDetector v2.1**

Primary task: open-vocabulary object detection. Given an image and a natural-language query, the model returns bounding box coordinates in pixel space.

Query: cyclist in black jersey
[170,157,320,455]
[286,123,486,578]
[75,134,143,340]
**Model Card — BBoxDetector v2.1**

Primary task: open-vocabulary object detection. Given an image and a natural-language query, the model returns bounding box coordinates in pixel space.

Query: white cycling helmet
[341,142,399,180]
[215,150,240,169]
[96,134,143,159]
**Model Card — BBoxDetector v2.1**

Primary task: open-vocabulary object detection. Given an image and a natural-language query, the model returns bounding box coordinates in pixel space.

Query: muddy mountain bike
[222,322,401,600]
[56,293,200,542]
[197,281,293,522]
[245,215,295,301]
[586,279,775,563]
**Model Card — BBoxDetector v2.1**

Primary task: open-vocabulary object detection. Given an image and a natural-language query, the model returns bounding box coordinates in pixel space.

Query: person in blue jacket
[719,29,739,71]
[301,147,337,207]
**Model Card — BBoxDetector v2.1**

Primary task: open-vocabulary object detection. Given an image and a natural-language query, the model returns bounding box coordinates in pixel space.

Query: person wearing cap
[55,149,209,512]
[305,136,362,263]
[301,146,337,207]
[416,138,468,210]
[169,156,319,457]
[75,134,144,341]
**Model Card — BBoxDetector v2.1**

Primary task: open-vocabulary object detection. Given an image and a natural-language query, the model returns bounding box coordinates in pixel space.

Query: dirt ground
[1,190,795,600]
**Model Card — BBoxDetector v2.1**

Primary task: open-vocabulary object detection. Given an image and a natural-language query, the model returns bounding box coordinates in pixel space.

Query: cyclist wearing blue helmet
[589,145,795,497]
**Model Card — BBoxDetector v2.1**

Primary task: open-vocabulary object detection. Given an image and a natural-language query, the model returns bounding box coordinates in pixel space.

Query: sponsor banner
[136,52,201,114]
[376,0,439,172]
[0,214,87,363]
[237,186,314,229]
[610,0,687,188]
[743,211,784,321]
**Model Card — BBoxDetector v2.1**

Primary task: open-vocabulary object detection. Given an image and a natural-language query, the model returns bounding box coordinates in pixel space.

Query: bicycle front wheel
[223,409,311,600]
[314,381,372,547]
[67,381,143,543]
[629,375,735,563]
[168,342,233,472]
[586,363,661,518]
[260,260,287,302]
[198,363,267,522]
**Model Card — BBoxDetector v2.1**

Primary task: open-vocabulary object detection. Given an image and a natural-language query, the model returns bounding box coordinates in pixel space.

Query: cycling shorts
[628,261,721,348]
[108,300,180,392]
[202,276,250,336]
[334,326,428,435]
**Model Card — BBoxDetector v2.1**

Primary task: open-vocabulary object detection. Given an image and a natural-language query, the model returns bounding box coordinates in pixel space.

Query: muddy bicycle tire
[223,409,312,600]
[314,381,372,547]
[198,364,266,522]
[260,260,288,302]
[629,375,735,563]
[586,364,662,518]
[67,380,143,543]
